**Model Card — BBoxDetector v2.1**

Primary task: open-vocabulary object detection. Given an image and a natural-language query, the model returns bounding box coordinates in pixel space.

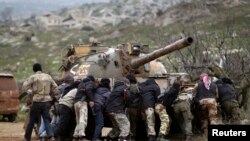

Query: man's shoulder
[32,72,53,80]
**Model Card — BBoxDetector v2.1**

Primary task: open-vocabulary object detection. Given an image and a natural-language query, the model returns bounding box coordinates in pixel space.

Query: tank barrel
[130,37,193,69]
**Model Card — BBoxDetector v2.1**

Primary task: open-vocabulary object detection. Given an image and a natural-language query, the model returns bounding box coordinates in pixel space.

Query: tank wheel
[8,114,17,122]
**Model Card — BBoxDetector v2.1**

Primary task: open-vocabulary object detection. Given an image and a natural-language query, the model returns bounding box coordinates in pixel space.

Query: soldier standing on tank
[73,75,96,141]
[125,74,141,141]
[22,63,58,141]
[216,77,242,124]
[105,78,131,141]
[92,78,111,141]
[193,73,219,134]
[140,78,161,141]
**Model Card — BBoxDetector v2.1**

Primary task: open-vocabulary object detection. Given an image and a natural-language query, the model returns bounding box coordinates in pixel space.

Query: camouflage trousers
[143,107,156,136]
[221,99,241,124]
[155,104,170,136]
[107,112,130,138]
[73,101,88,137]
[173,101,193,136]
[199,98,218,130]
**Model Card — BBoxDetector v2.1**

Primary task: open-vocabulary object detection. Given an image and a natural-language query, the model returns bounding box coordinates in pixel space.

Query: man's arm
[192,83,198,97]
[22,77,33,93]
[50,76,59,96]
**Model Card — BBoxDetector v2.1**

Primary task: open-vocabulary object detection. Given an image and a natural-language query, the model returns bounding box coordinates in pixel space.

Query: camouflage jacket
[22,71,58,102]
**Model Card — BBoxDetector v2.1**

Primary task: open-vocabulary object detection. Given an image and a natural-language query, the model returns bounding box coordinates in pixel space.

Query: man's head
[33,63,42,72]
[64,74,74,83]
[172,81,181,90]
[126,74,137,84]
[100,78,111,89]
[222,77,234,85]
[87,75,95,82]
[115,77,130,87]
[200,72,208,80]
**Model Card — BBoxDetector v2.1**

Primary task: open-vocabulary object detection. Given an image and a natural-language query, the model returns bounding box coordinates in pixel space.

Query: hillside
[0,0,249,81]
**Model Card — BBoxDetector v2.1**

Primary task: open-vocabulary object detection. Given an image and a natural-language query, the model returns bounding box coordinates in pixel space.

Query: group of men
[22,63,242,141]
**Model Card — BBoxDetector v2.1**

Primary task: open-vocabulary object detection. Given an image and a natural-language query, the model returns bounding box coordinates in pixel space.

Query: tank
[59,37,193,140]
[60,37,193,83]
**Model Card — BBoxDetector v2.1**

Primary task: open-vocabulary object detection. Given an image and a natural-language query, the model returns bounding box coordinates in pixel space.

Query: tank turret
[60,37,193,80]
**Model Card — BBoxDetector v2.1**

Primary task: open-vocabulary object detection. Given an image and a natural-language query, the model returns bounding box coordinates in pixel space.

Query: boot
[157,134,170,141]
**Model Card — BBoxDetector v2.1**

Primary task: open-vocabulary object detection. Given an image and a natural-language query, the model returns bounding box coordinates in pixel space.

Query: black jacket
[216,81,236,103]
[196,80,217,100]
[162,87,179,107]
[74,78,96,103]
[105,81,128,113]
[94,87,111,107]
[140,79,160,109]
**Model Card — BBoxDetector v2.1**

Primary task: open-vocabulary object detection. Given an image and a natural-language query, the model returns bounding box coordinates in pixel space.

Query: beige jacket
[22,71,58,102]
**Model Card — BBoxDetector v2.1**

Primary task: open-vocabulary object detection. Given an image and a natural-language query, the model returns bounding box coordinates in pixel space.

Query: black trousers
[54,104,76,139]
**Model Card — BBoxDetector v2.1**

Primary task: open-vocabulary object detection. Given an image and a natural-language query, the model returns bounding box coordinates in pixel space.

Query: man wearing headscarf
[193,72,218,134]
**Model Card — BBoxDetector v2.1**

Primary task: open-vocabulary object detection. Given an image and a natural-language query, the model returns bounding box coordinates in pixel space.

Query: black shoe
[157,134,170,141]
[107,136,119,141]
[79,136,86,141]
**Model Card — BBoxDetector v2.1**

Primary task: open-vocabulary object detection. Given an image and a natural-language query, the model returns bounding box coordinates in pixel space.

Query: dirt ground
[0,121,30,141]
[0,120,111,141]
[0,120,200,141]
